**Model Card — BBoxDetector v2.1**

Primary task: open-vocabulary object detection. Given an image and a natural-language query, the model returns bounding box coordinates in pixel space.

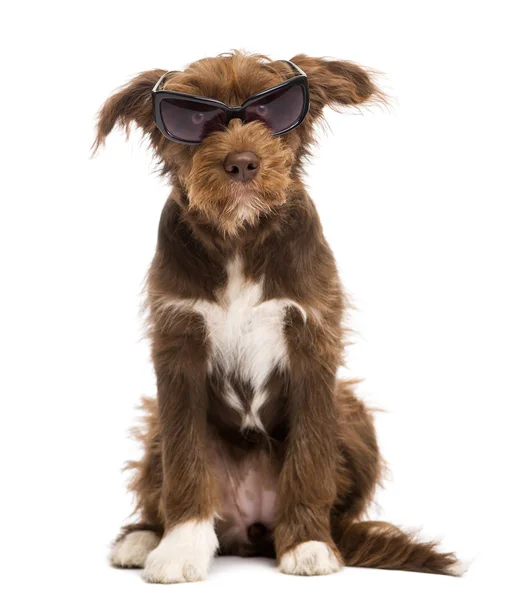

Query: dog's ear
[290,54,384,116]
[92,69,166,154]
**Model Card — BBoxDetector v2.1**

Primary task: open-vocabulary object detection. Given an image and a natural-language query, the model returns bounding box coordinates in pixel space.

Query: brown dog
[94,51,460,583]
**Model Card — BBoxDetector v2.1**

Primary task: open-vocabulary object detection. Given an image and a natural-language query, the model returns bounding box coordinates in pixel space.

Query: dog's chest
[201,257,291,429]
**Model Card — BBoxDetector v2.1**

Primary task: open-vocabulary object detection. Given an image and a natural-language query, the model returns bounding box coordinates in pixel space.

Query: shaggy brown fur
[95,51,459,581]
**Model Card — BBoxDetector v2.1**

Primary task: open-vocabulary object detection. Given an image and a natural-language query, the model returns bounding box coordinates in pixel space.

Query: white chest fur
[161,256,305,430]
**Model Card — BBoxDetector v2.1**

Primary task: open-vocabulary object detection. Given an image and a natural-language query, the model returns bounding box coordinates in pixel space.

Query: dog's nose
[223,151,260,182]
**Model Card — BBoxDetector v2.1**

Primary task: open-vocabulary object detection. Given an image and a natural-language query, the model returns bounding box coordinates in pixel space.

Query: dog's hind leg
[333,380,382,522]
[110,397,164,569]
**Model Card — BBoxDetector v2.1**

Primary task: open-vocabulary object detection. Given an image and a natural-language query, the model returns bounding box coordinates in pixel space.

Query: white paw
[110,530,160,568]
[143,519,218,584]
[279,541,342,576]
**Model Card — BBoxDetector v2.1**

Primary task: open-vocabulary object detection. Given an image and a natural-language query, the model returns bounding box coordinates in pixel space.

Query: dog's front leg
[143,313,218,583]
[275,315,343,576]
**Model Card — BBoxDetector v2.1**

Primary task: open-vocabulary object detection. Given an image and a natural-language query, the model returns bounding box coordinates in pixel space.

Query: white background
[1,1,527,598]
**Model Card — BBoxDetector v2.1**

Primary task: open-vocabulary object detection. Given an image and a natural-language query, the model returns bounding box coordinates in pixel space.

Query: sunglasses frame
[152,60,310,145]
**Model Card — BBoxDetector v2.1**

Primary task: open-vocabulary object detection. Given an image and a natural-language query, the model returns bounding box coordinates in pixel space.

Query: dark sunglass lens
[159,98,226,142]
[244,83,306,134]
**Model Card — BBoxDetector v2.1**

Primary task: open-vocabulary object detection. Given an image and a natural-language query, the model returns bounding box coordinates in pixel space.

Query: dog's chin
[187,181,288,237]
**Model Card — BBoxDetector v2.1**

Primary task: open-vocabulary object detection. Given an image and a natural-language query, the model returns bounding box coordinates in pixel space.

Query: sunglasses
[152,60,310,145]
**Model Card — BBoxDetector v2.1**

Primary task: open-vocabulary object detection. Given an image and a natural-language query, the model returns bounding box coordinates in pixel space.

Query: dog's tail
[336,520,464,576]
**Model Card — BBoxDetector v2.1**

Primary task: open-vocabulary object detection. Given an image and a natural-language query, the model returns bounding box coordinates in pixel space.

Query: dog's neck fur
[149,184,341,312]
[169,178,305,253]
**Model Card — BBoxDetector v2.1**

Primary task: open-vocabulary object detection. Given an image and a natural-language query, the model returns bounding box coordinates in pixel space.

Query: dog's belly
[209,441,279,555]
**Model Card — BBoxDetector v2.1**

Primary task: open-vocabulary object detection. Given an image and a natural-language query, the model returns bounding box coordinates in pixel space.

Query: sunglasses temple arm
[152,70,179,93]
[280,60,307,78]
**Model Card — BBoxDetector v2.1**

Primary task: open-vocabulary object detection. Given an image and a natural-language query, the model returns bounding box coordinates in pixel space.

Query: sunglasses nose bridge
[225,106,245,126]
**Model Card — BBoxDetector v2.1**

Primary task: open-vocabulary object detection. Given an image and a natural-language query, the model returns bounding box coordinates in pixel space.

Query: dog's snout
[223,151,260,182]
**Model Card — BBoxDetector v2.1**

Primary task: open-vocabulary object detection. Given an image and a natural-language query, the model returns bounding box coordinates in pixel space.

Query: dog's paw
[279,541,342,576]
[143,520,218,584]
[143,548,209,583]
[110,530,160,568]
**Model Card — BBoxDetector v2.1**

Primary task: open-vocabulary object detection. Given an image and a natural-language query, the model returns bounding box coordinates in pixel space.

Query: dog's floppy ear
[92,69,166,154]
[290,54,384,115]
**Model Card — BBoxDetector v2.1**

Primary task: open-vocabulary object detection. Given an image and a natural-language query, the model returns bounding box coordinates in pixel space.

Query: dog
[94,51,460,583]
